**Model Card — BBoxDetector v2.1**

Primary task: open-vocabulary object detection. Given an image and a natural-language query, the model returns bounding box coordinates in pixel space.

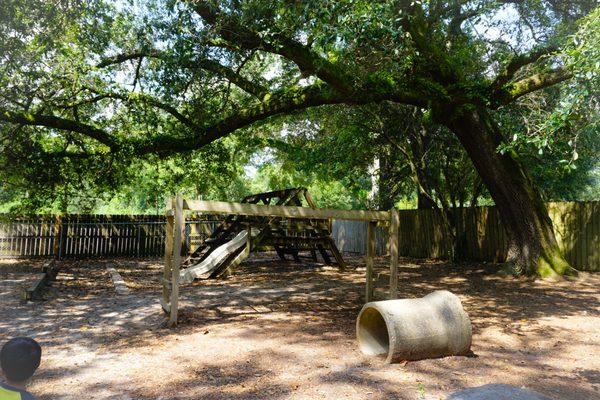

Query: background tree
[0,0,598,276]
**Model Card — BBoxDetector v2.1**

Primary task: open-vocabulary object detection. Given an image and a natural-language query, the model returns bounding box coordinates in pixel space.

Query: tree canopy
[0,0,598,276]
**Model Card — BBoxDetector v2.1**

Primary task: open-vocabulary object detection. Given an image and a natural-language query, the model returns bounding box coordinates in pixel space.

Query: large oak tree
[1,0,598,276]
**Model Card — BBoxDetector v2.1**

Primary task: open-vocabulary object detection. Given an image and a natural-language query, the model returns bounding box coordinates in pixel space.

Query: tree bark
[409,127,439,210]
[377,147,396,210]
[443,107,575,277]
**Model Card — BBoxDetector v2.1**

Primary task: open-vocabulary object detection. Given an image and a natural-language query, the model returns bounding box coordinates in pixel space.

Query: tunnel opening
[357,307,390,356]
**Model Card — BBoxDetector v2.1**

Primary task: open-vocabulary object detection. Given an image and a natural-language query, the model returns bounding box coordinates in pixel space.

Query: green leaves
[1,0,598,211]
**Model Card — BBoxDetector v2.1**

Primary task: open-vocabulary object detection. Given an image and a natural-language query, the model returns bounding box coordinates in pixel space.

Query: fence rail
[0,201,597,271]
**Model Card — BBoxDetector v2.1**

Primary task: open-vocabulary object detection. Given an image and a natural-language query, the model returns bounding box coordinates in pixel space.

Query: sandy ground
[0,255,598,400]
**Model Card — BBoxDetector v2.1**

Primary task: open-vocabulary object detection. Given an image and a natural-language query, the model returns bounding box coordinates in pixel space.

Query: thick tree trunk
[443,107,575,278]
[417,192,437,209]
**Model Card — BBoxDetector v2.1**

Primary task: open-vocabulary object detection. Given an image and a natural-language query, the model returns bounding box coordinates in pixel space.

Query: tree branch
[135,84,346,155]
[191,1,354,95]
[194,58,268,98]
[492,68,572,107]
[490,44,559,91]
[0,108,119,149]
[78,87,199,129]
[97,50,268,98]
[96,51,161,68]
[448,7,483,36]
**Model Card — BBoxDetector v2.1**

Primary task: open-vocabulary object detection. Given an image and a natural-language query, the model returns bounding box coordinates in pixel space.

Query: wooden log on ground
[106,265,130,295]
[21,261,59,301]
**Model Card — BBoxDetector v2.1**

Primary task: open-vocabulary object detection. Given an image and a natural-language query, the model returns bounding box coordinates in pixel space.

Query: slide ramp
[180,230,248,284]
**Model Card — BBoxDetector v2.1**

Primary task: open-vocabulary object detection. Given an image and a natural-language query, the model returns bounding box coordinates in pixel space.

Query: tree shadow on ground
[372,258,599,331]
[36,355,297,400]
[1,255,598,399]
[2,255,597,351]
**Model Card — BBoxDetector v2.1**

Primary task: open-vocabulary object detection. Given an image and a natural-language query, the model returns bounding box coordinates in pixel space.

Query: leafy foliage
[0,0,598,214]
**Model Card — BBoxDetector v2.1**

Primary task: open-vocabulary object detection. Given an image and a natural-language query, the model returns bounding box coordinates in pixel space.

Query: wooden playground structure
[180,188,346,281]
[161,188,400,326]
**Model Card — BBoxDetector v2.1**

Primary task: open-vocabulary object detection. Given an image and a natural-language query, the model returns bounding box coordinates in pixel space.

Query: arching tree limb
[490,44,560,91]
[0,108,118,149]
[2,81,423,156]
[491,68,572,107]
[135,81,424,155]
[97,50,268,98]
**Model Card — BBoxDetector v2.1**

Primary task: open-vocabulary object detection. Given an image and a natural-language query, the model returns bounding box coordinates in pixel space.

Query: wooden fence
[1,202,597,271]
[332,202,599,272]
[0,214,218,259]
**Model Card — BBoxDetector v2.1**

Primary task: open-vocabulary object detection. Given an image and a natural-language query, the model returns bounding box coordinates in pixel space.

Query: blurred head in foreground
[1,337,42,385]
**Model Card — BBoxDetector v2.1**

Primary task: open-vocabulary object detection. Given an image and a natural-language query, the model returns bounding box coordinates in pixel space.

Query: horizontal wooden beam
[183,199,390,221]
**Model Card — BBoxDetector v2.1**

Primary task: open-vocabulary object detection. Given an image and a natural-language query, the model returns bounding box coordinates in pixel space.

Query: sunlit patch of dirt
[0,254,598,400]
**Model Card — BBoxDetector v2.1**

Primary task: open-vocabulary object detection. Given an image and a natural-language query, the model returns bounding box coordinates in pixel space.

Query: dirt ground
[0,254,598,400]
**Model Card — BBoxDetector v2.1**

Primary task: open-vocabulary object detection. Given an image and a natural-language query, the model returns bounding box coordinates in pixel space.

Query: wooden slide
[179,230,250,283]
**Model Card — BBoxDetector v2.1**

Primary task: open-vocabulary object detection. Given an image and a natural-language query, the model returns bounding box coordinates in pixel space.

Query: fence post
[169,194,185,327]
[365,220,376,302]
[162,200,174,314]
[389,208,399,299]
[56,215,68,260]
[136,223,141,258]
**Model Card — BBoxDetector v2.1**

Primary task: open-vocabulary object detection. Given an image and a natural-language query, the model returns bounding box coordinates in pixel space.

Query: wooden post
[53,215,62,260]
[161,198,174,314]
[169,194,185,327]
[58,215,69,259]
[389,208,400,299]
[245,223,251,257]
[366,220,377,302]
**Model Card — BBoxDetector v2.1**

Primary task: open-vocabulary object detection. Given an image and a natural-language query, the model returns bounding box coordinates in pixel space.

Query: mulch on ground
[0,254,598,400]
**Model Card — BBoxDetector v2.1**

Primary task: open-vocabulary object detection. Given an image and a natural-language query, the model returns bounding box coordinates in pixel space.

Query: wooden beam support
[183,199,390,221]
[366,220,376,303]
[22,273,48,301]
[162,198,174,314]
[328,238,346,271]
[389,208,400,299]
[245,224,252,256]
[169,194,185,327]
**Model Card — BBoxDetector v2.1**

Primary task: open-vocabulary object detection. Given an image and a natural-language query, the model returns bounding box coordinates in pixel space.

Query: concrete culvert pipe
[356,290,472,363]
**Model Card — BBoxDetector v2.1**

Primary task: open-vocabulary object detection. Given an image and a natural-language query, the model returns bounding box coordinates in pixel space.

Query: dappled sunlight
[1,255,598,399]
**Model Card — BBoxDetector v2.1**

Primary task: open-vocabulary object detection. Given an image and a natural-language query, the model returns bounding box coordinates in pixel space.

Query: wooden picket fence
[0,214,219,259]
[332,201,599,272]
